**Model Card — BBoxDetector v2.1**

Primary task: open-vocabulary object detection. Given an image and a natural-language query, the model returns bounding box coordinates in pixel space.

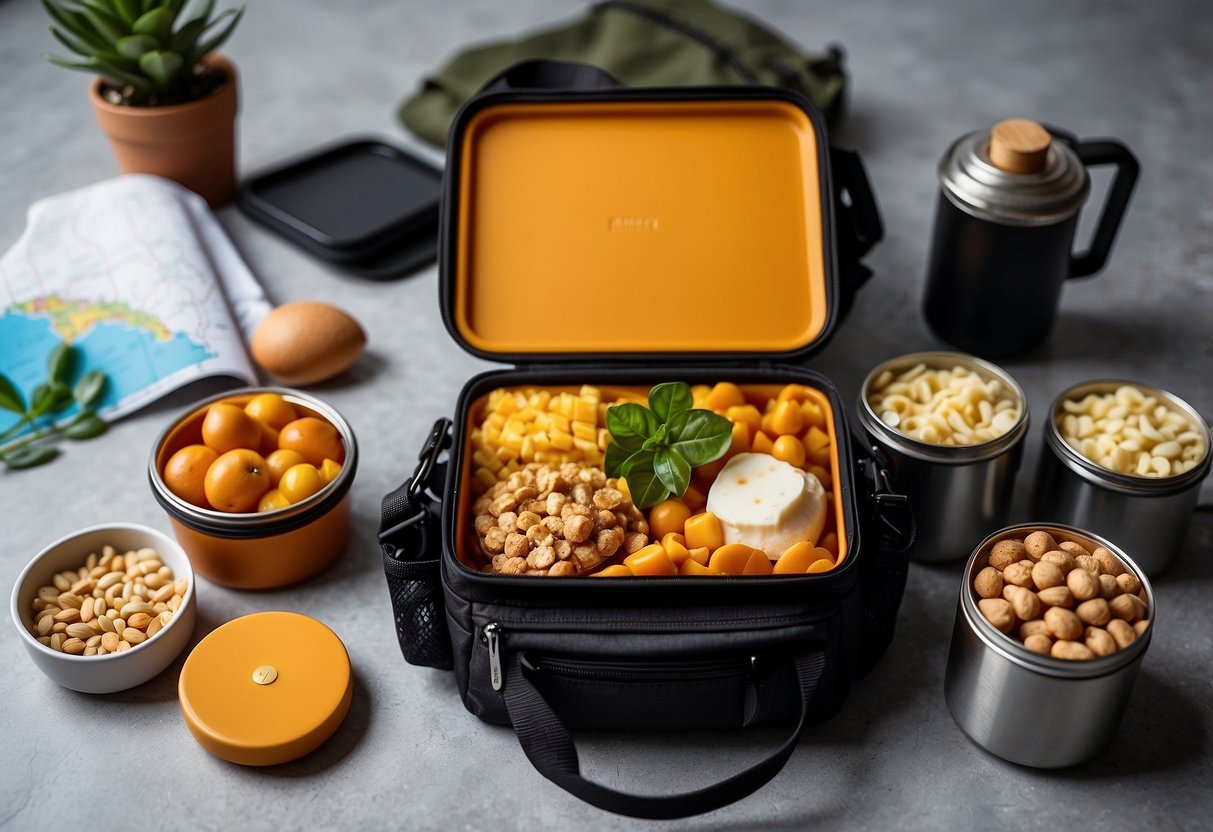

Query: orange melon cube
[777,383,814,403]
[684,512,724,552]
[591,565,635,577]
[709,543,753,575]
[726,404,763,433]
[773,541,817,574]
[807,558,835,573]
[682,483,708,513]
[704,382,746,411]
[800,399,827,430]
[662,533,691,566]
[819,532,839,558]
[807,463,832,490]
[679,559,723,577]
[625,544,677,576]
[750,430,775,455]
[743,549,773,575]
[727,421,750,458]
[686,546,710,566]
[771,435,806,468]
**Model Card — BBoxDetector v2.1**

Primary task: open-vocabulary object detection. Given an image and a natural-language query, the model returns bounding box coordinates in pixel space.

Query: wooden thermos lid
[989,119,1052,174]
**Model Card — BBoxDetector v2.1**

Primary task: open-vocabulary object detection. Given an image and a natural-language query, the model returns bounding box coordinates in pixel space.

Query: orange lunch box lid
[178,611,352,766]
[439,85,838,362]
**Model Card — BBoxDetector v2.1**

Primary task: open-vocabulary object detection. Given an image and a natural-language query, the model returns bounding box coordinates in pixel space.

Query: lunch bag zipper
[522,654,753,683]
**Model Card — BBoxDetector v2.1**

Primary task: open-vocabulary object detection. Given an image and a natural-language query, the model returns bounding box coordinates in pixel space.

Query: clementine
[279,463,324,504]
[201,403,263,454]
[265,448,306,484]
[244,393,298,431]
[278,417,342,466]
[204,449,271,512]
[163,444,219,508]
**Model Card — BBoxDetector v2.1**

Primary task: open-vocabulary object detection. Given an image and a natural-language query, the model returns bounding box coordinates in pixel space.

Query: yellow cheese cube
[573,397,597,424]
[572,421,597,442]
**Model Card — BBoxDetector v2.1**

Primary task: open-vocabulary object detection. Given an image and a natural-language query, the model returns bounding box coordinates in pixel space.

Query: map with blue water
[0,176,266,441]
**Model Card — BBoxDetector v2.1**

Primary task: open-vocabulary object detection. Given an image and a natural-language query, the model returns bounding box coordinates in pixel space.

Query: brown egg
[250,301,366,386]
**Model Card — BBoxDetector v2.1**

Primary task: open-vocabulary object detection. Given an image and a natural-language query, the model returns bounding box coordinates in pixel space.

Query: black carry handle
[503,649,825,820]
[479,59,622,95]
[1069,139,1139,278]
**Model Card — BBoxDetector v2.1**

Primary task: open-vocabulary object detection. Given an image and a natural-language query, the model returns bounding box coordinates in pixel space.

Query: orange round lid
[178,611,352,766]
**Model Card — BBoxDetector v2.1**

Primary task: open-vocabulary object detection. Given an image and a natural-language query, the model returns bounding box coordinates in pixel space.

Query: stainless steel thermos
[924,119,1139,358]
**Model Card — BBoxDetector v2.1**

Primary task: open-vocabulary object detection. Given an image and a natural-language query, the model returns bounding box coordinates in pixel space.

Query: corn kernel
[573,437,599,456]
[550,430,574,451]
[572,421,597,442]
[532,431,551,452]
[597,428,612,450]
[579,385,601,400]
[573,397,597,423]
[521,436,535,462]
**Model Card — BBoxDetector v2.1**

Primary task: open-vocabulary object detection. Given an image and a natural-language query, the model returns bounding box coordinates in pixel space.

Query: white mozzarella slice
[705,453,827,559]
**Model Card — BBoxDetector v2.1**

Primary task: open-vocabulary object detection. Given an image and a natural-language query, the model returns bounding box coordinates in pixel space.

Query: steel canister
[945,523,1153,768]
[1034,380,1210,576]
[858,352,1028,561]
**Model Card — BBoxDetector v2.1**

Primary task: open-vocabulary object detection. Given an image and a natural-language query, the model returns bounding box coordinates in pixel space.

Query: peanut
[1037,586,1074,608]
[1106,618,1136,649]
[1058,541,1091,559]
[1116,573,1141,595]
[1002,585,1040,621]
[978,599,1016,633]
[1040,550,1075,574]
[1044,607,1083,641]
[1093,546,1124,577]
[974,566,1003,599]
[1075,598,1111,626]
[1019,619,1049,639]
[1024,531,1057,561]
[1085,627,1116,657]
[1023,634,1053,655]
[1066,568,1099,601]
[1051,640,1096,661]
[27,545,185,656]
[1031,561,1065,590]
[989,540,1026,569]
[1002,561,1034,588]
[1109,594,1146,623]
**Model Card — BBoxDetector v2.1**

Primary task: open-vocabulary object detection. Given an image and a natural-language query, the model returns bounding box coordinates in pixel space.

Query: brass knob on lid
[989,119,1052,174]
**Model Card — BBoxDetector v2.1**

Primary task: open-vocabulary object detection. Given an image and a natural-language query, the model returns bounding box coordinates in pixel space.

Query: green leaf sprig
[0,343,109,470]
[604,382,733,509]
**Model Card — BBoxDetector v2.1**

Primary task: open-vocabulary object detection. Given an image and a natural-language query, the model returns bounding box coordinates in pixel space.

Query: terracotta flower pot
[90,54,239,207]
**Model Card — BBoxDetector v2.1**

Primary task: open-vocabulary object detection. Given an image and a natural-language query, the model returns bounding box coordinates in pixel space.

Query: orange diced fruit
[591,565,634,577]
[662,534,691,566]
[805,425,831,454]
[649,498,692,540]
[318,458,342,484]
[686,546,710,566]
[679,559,723,577]
[750,431,775,455]
[743,549,773,575]
[690,384,712,407]
[800,399,826,430]
[807,558,835,574]
[684,512,724,552]
[709,543,753,575]
[807,464,832,490]
[726,404,763,433]
[771,435,806,468]
[769,400,804,436]
[773,541,817,574]
[625,544,678,576]
[682,483,708,513]
[704,382,745,411]
[820,532,839,557]
[727,421,750,458]
[777,384,814,403]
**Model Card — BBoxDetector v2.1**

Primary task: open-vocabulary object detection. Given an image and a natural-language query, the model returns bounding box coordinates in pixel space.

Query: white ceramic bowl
[10,523,197,694]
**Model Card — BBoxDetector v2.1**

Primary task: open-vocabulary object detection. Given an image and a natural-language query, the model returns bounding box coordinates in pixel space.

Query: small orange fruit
[257,489,290,513]
[278,417,343,466]
[204,449,271,512]
[244,393,298,431]
[257,422,280,456]
[163,444,219,508]
[318,458,342,484]
[201,403,263,454]
[265,448,306,484]
[279,463,324,504]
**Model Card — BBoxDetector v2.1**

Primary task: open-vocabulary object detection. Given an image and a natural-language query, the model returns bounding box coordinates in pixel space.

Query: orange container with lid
[149,388,357,589]
[379,61,908,820]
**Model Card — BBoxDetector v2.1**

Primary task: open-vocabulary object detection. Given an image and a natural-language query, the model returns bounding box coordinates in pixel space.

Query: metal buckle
[377,418,452,544]
[863,448,912,549]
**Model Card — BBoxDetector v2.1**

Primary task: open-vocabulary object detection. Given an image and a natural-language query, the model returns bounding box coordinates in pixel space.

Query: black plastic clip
[377,418,452,543]
[862,447,914,553]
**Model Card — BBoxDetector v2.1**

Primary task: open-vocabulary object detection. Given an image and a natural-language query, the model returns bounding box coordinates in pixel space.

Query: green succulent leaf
[191,6,242,60]
[47,54,154,91]
[138,48,183,88]
[132,6,174,42]
[64,412,108,440]
[665,408,734,467]
[112,0,142,25]
[73,370,107,410]
[42,0,108,47]
[81,4,127,43]
[605,402,658,452]
[647,382,693,423]
[47,342,74,384]
[2,445,60,470]
[117,33,159,58]
[653,446,692,497]
[0,375,25,414]
[171,15,207,54]
[49,24,104,57]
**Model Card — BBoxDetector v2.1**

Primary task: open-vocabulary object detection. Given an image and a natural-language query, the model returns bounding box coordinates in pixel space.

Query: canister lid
[441,92,835,361]
[939,119,1089,226]
[178,611,352,766]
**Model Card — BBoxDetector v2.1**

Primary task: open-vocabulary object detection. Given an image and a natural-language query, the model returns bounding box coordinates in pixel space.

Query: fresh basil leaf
[0,375,25,414]
[47,342,75,384]
[666,409,734,467]
[603,441,632,478]
[605,403,658,452]
[620,448,654,477]
[647,382,693,423]
[625,453,674,511]
[64,412,107,440]
[73,370,107,410]
[653,446,691,497]
[640,423,668,451]
[2,444,59,470]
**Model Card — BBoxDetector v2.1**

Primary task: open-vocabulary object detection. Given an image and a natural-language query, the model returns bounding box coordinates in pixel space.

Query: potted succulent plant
[43,0,245,206]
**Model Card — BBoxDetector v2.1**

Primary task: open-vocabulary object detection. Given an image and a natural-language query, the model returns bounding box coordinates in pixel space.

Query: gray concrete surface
[2,1,1211,829]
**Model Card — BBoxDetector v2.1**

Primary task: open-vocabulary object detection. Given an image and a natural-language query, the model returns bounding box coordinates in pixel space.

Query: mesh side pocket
[383,545,453,670]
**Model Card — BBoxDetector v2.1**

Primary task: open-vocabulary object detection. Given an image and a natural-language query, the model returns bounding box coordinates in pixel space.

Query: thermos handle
[1068,140,1140,279]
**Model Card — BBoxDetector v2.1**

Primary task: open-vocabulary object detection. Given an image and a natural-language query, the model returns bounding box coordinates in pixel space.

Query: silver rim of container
[939,128,1090,227]
[1044,379,1211,497]
[147,386,358,533]
[960,522,1154,680]
[858,351,1029,464]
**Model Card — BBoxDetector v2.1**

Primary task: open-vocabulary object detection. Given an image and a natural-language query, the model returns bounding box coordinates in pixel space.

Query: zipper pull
[484,622,503,691]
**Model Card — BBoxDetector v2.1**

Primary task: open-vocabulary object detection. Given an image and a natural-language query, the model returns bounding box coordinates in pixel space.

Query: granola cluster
[473,463,650,576]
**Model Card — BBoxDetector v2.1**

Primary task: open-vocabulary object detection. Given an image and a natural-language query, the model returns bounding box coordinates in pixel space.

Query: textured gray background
[1,1,1211,830]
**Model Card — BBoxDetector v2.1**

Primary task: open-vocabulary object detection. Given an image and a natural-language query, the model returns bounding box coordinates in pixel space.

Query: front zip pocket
[522,653,757,684]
